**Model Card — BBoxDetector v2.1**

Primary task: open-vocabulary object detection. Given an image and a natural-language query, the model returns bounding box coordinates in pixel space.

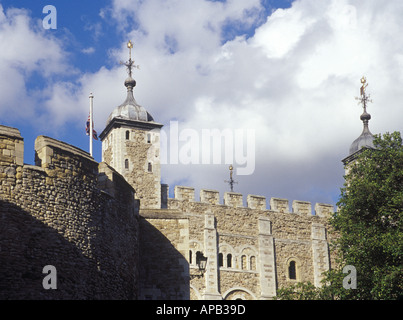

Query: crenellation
[314,203,334,218]
[292,200,312,215]
[0,125,24,166]
[247,194,266,210]
[35,135,98,175]
[174,186,195,202]
[167,185,333,217]
[223,192,243,208]
[200,189,220,205]
[270,197,289,213]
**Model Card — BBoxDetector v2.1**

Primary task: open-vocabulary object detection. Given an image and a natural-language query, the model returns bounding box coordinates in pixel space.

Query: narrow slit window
[148,162,152,172]
[125,159,129,169]
[126,130,130,140]
[218,253,223,267]
[147,133,151,143]
[227,254,232,268]
[289,261,297,280]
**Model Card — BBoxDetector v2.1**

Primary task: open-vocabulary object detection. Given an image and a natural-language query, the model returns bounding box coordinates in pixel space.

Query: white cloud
[103,0,403,206]
[0,5,71,123]
[2,0,403,208]
[81,47,95,54]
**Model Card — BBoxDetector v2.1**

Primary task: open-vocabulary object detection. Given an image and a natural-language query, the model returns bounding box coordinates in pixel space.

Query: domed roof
[349,127,374,155]
[348,111,374,155]
[106,76,154,127]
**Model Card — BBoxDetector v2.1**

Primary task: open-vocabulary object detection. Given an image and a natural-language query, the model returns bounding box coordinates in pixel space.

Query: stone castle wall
[138,210,190,300]
[0,123,337,300]
[0,125,140,299]
[163,185,336,300]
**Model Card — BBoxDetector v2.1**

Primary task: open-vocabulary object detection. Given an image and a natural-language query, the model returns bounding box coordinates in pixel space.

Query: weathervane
[355,76,372,113]
[224,165,238,192]
[120,40,139,78]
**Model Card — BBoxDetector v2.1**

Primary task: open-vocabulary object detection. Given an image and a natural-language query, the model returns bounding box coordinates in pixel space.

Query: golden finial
[127,40,133,59]
[355,76,372,112]
[120,40,139,79]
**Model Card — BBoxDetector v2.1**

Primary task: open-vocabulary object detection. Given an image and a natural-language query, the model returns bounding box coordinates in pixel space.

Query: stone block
[292,200,312,215]
[314,203,334,218]
[270,197,289,213]
[247,194,266,210]
[174,186,195,202]
[200,189,220,205]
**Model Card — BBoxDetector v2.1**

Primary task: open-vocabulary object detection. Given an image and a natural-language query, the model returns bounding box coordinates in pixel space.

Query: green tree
[276,132,403,300]
[331,131,403,299]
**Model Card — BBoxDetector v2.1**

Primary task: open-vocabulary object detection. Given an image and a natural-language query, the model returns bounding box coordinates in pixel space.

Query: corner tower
[100,41,163,209]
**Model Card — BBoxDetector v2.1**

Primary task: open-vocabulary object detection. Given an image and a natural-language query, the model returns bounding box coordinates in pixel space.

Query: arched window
[148,162,153,173]
[227,254,232,268]
[189,250,193,265]
[218,253,223,267]
[125,159,129,169]
[126,130,130,140]
[288,260,297,280]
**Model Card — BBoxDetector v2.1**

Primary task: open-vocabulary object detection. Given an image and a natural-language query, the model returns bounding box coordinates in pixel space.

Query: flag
[85,114,98,140]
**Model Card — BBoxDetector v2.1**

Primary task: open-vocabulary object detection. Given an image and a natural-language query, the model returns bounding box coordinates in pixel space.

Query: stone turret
[100,41,163,209]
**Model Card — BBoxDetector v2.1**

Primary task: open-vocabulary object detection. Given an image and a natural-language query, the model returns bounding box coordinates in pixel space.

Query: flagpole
[89,92,94,157]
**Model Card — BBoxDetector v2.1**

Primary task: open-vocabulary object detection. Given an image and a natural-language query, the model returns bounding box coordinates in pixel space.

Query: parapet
[200,189,220,205]
[0,125,24,166]
[170,185,334,217]
[35,135,96,166]
[223,192,243,208]
[270,197,289,213]
[174,186,195,202]
[34,135,98,178]
[314,203,334,218]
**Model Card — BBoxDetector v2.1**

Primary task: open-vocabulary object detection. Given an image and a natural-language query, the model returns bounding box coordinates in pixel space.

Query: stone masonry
[0,125,139,299]
[0,123,336,300]
[162,186,336,300]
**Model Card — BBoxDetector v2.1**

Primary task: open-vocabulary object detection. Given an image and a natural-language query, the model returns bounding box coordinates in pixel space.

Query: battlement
[0,125,133,202]
[35,135,98,177]
[0,125,24,166]
[171,186,334,217]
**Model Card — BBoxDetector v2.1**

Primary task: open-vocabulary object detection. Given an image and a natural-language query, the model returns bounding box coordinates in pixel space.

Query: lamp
[191,252,208,279]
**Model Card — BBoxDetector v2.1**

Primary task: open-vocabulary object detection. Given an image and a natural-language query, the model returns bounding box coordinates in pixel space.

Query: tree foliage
[276,132,403,300]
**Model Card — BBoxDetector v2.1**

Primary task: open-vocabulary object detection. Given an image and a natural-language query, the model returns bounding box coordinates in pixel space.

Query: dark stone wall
[0,128,139,299]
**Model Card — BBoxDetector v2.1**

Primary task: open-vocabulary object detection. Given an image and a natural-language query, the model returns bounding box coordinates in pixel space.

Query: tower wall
[102,122,162,209]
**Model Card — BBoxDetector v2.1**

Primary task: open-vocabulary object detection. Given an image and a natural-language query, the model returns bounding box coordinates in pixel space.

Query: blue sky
[1,0,402,210]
